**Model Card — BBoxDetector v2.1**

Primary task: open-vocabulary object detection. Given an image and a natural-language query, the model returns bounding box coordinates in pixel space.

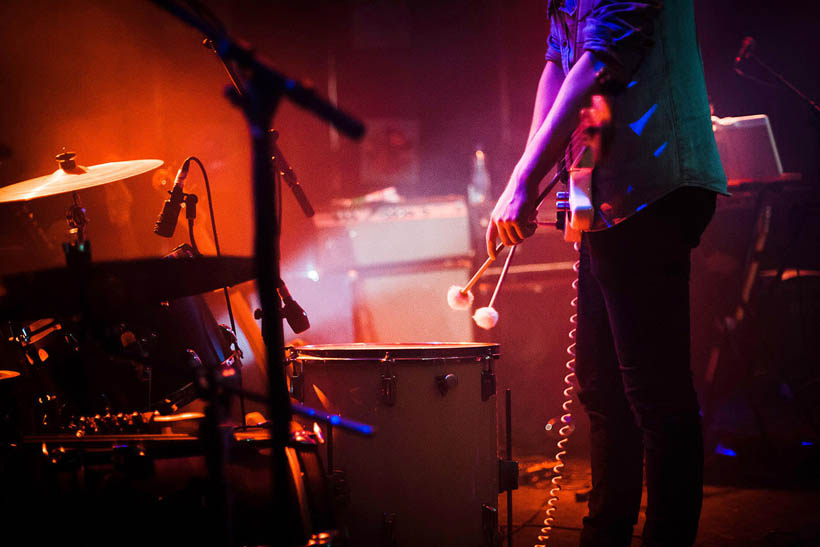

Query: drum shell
[292,344,499,547]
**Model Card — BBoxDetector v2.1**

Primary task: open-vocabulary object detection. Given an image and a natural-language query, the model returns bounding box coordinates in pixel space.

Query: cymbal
[0,152,163,203]
[0,256,255,320]
[0,370,20,381]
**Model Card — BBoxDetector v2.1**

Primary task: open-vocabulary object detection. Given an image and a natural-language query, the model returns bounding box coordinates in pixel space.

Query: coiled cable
[536,242,580,545]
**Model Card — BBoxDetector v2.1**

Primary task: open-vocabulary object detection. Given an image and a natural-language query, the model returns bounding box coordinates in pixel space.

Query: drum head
[289,342,499,362]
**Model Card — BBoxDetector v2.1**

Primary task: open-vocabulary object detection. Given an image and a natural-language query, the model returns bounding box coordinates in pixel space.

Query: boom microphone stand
[147,2,364,545]
[735,36,820,133]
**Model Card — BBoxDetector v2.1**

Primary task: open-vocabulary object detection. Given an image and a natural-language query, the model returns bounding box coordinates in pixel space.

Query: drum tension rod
[380,353,397,406]
[481,355,496,402]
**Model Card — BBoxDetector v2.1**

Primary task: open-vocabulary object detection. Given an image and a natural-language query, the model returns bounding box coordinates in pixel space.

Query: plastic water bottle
[468,149,491,205]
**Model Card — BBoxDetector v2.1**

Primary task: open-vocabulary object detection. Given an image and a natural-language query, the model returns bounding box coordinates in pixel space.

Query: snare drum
[288,343,501,547]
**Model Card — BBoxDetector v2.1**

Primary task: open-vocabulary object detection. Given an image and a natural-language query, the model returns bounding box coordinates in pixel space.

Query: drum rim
[287,342,500,361]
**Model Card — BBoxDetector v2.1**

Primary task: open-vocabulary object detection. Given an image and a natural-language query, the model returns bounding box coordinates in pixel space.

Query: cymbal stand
[57,151,91,253]
[65,192,88,246]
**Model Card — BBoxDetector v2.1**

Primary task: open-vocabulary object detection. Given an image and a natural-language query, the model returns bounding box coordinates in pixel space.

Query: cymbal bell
[0,152,163,203]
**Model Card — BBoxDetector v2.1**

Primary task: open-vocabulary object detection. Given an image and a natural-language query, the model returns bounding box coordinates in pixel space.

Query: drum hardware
[66,411,154,437]
[288,343,499,546]
[435,373,459,396]
[0,149,339,545]
[482,505,501,547]
[65,189,89,245]
[289,352,306,402]
[380,354,397,406]
[186,354,368,544]
[482,355,497,401]
[155,156,251,430]
[182,360,375,437]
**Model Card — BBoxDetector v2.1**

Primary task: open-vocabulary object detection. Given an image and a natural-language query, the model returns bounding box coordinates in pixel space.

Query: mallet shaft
[488,244,517,309]
[461,242,504,294]
[460,167,565,295]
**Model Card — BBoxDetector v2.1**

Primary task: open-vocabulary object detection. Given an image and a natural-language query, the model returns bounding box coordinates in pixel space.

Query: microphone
[734,36,756,66]
[277,279,310,334]
[154,159,191,238]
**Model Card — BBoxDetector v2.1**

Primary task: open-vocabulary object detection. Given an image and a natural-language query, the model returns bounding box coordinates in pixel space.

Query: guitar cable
[536,242,580,545]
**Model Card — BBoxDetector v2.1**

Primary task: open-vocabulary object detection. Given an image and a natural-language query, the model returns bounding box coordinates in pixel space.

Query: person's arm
[487,52,602,257]
[486,1,662,258]
[527,61,565,144]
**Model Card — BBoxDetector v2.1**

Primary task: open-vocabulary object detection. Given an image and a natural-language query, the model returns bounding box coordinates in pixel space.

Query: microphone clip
[154,159,198,238]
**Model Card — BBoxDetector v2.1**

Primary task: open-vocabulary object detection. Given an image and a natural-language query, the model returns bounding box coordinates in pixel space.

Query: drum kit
[0,152,332,545]
[0,2,517,544]
[0,150,507,546]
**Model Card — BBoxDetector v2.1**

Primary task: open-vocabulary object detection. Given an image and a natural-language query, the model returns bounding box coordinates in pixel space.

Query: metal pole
[506,388,513,547]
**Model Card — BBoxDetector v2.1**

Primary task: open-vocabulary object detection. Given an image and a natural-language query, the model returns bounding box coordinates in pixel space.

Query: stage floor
[499,455,820,546]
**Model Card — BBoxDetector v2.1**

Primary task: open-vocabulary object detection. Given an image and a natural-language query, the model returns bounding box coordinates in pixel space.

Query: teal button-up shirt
[546,0,728,230]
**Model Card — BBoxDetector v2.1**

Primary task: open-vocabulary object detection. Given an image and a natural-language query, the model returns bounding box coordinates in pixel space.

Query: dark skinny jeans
[575,186,716,547]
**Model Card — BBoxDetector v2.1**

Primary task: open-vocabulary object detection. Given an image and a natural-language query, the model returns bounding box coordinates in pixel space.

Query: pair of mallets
[447,168,565,329]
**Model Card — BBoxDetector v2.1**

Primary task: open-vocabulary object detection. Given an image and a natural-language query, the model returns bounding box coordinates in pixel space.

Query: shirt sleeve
[582,1,662,87]
[545,22,562,64]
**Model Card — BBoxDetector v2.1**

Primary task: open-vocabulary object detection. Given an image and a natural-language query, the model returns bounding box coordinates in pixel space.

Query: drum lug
[380,370,397,406]
[380,354,396,406]
[435,373,458,396]
[291,366,305,403]
[481,358,496,401]
[288,350,305,402]
[481,504,502,547]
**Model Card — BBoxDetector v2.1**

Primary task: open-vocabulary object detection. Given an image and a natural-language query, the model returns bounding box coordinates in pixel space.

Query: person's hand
[485,172,538,259]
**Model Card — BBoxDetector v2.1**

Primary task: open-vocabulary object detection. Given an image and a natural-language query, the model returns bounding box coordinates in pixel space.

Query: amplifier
[313,195,471,269]
[307,195,474,344]
[712,114,783,181]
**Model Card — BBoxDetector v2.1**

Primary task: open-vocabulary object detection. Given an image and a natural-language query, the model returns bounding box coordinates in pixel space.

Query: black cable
[186,156,238,337]
[187,156,246,430]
